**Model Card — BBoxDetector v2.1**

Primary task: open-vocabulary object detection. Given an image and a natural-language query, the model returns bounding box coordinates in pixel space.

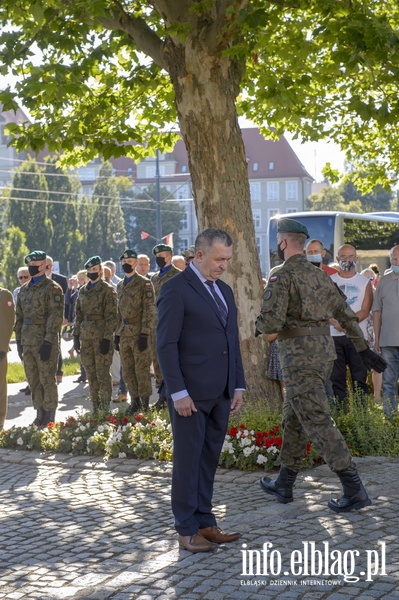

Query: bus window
[268,215,336,272]
[343,217,399,272]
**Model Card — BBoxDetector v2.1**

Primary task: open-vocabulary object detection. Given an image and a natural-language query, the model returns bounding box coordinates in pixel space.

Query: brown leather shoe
[178,533,217,553]
[198,525,241,544]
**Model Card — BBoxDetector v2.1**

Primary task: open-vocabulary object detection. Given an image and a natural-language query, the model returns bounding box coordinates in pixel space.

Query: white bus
[266,211,399,275]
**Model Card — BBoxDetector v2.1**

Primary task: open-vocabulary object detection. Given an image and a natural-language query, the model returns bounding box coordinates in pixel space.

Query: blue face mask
[306,253,322,264]
[391,264,399,274]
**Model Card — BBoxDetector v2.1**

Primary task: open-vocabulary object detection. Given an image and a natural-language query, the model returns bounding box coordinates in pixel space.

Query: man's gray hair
[390,245,398,260]
[195,228,233,252]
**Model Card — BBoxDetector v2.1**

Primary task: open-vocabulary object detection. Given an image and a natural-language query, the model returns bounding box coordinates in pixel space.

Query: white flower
[222,440,234,454]
[256,454,268,465]
[118,452,127,459]
[243,445,255,456]
[240,436,252,447]
[17,437,23,445]
[97,425,104,433]
[79,425,86,431]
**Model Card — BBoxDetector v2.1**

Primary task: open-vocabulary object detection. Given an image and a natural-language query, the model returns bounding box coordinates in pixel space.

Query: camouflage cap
[152,243,173,256]
[84,255,102,269]
[119,249,138,260]
[277,218,309,239]
[24,250,46,264]
[182,245,195,259]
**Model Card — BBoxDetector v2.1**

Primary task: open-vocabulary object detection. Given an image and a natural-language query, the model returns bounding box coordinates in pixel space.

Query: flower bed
[0,412,321,471]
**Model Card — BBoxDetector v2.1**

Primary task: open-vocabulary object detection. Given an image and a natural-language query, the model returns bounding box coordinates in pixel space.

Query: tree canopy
[1,1,399,185]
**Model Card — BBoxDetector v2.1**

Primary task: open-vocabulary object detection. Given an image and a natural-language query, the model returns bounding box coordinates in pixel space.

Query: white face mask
[306,253,322,264]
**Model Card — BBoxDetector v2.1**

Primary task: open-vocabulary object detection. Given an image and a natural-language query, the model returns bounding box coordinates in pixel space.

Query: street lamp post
[155,150,162,242]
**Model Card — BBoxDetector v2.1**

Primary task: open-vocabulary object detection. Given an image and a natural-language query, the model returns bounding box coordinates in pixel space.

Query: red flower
[122,417,129,425]
[229,426,238,437]
[135,413,143,422]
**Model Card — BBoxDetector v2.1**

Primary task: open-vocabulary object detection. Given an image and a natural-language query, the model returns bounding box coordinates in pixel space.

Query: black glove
[359,348,387,373]
[73,336,81,353]
[137,333,148,352]
[0,351,6,361]
[114,335,120,352]
[16,340,23,360]
[39,341,52,362]
[99,338,110,355]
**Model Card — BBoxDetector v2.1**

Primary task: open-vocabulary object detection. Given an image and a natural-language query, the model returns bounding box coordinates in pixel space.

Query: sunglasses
[18,275,29,280]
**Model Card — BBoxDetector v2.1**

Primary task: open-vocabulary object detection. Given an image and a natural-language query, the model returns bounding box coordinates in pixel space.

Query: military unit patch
[269,275,278,283]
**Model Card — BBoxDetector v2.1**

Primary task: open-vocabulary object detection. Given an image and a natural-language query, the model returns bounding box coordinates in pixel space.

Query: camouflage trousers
[151,331,162,389]
[23,344,59,412]
[80,340,113,411]
[280,358,354,473]
[0,355,8,425]
[120,336,152,399]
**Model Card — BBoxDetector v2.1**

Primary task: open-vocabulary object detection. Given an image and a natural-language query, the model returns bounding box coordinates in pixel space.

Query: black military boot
[259,466,298,504]
[41,410,55,427]
[328,468,372,513]
[32,407,45,427]
[127,397,141,415]
[141,397,150,411]
[153,395,167,411]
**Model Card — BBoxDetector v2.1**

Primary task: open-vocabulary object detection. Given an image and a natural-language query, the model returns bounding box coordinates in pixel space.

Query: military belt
[83,316,104,321]
[277,326,330,341]
[23,318,46,325]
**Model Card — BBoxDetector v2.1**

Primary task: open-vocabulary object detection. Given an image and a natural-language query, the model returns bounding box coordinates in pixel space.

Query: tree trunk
[163,33,276,401]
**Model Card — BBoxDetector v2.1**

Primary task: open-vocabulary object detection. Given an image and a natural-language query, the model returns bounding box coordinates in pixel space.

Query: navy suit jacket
[156,266,245,401]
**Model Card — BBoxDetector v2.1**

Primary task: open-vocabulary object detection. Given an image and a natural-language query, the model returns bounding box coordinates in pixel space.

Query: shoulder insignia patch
[269,275,278,283]
[54,295,62,302]
[7,300,13,307]
[263,290,272,301]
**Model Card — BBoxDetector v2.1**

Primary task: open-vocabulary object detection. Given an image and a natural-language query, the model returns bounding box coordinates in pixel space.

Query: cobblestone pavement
[0,446,398,600]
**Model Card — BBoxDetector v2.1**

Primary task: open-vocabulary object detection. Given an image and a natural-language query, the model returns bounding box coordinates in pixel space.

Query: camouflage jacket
[256,254,368,355]
[116,274,155,337]
[151,265,181,299]
[73,279,118,341]
[14,276,64,346]
[0,288,15,353]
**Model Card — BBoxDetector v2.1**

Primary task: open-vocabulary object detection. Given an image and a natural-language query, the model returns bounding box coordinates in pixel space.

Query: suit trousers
[168,392,231,536]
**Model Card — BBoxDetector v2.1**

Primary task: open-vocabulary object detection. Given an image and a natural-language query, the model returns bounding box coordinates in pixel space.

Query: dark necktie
[205,280,228,327]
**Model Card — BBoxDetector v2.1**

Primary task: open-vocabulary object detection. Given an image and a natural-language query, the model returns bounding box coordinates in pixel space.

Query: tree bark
[161,28,274,400]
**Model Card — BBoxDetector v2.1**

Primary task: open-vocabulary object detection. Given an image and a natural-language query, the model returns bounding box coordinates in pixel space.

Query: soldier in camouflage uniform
[115,249,155,413]
[151,243,181,409]
[73,256,118,413]
[14,251,64,427]
[0,286,15,428]
[255,219,386,513]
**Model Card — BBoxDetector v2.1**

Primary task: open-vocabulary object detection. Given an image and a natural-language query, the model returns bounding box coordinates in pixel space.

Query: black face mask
[122,263,134,274]
[28,265,40,276]
[87,272,99,282]
[156,256,167,269]
[277,242,285,261]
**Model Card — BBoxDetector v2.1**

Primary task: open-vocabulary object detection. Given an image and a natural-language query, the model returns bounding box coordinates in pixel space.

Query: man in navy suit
[157,228,245,553]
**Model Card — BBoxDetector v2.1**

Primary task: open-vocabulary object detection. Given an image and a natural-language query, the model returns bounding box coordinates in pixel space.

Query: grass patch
[7,357,81,384]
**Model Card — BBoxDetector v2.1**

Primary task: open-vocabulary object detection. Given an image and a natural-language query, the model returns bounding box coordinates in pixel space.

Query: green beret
[24,250,46,264]
[152,243,173,256]
[182,245,195,259]
[277,218,309,239]
[119,249,137,260]
[84,255,102,269]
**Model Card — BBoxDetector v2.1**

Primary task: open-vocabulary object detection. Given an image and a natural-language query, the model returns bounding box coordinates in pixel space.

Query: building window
[286,208,298,213]
[286,181,298,201]
[253,162,259,172]
[268,209,279,220]
[256,236,262,256]
[250,182,261,202]
[269,161,274,170]
[180,238,189,251]
[181,165,187,173]
[178,184,190,199]
[78,167,96,181]
[252,209,261,229]
[181,212,189,231]
[267,181,279,201]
